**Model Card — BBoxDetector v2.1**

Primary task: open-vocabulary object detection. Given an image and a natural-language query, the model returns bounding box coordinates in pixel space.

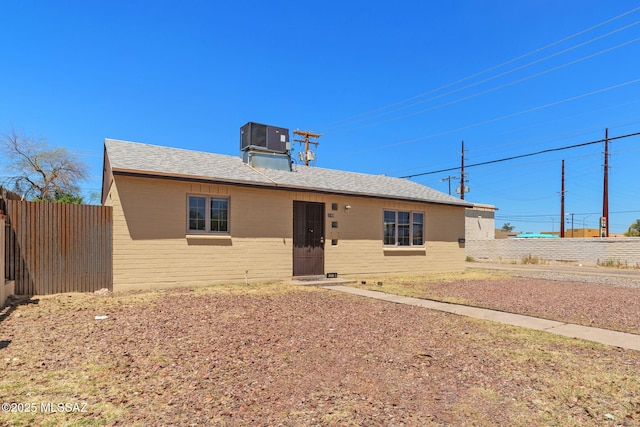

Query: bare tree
[0,128,88,201]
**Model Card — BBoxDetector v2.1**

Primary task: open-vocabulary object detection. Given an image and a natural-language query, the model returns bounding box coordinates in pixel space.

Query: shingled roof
[104,139,472,207]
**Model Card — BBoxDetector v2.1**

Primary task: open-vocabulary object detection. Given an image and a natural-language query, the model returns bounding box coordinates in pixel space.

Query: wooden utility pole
[459,140,468,200]
[293,130,322,166]
[602,128,609,237]
[560,159,565,238]
[441,176,456,195]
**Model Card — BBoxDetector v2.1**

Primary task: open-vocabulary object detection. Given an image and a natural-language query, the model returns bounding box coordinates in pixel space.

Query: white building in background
[465,203,497,240]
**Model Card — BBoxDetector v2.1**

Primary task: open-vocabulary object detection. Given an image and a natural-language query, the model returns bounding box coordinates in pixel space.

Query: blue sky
[1,1,639,233]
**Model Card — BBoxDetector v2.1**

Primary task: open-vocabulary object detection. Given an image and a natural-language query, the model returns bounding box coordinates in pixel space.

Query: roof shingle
[105,138,472,207]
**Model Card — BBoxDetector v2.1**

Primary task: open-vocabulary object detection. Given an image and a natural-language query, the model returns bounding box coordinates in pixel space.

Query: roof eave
[111,168,473,208]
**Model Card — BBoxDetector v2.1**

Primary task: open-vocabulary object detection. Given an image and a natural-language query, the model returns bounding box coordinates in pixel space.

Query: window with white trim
[383,210,423,246]
[188,195,229,233]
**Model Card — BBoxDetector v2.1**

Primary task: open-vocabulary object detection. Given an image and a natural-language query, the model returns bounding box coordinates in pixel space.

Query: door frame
[292,201,325,277]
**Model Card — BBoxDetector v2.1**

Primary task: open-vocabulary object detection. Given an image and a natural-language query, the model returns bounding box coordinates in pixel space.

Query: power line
[380,38,640,130]
[320,5,640,131]
[497,209,640,220]
[330,26,640,133]
[399,131,640,179]
[324,77,640,162]
[388,108,640,176]
[469,108,640,157]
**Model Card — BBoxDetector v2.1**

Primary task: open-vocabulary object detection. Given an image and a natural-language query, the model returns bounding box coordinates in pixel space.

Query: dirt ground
[353,269,640,335]
[1,276,640,426]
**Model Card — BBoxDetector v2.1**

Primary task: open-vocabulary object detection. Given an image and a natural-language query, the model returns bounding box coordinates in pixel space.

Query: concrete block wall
[108,175,468,291]
[466,238,640,267]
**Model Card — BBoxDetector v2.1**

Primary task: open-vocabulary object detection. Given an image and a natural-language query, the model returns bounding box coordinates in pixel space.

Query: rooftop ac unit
[240,122,289,153]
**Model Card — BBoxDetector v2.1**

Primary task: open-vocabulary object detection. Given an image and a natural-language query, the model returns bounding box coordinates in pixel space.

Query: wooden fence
[1,187,113,295]
[1,208,12,306]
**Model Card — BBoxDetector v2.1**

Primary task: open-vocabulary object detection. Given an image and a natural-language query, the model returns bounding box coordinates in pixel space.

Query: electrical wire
[386,105,640,176]
[400,130,640,178]
[497,210,640,221]
[319,5,640,131]
[329,26,640,133]
[340,77,640,162]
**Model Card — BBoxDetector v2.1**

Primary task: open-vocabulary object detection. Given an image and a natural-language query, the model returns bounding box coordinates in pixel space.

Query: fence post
[0,209,7,307]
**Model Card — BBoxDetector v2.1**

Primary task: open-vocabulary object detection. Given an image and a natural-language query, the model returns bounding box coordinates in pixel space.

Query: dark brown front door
[293,201,324,276]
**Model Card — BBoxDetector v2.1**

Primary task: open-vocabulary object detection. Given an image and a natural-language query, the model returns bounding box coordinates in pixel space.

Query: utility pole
[441,176,456,195]
[293,130,322,166]
[602,128,609,237]
[458,140,469,200]
[560,160,565,238]
[569,212,575,238]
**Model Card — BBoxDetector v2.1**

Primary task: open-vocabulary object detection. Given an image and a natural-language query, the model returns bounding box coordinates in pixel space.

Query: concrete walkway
[321,285,640,352]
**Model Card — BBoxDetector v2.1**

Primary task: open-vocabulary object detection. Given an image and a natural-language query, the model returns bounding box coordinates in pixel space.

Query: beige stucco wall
[106,175,467,291]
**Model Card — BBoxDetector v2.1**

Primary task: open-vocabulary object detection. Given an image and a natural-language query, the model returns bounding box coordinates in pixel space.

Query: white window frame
[187,195,230,234]
[383,210,424,246]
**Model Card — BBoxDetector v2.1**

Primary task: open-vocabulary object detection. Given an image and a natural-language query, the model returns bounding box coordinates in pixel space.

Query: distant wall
[466,237,640,267]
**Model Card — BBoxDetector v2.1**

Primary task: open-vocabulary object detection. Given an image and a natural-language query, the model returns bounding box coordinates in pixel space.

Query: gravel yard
[0,270,639,426]
[352,266,640,335]
[475,265,640,288]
